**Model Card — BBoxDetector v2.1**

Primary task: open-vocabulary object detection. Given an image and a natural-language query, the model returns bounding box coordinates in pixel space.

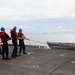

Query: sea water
[8,34,75,47]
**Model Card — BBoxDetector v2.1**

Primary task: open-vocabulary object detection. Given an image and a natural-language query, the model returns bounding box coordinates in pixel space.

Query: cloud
[0,0,75,33]
[57,26,64,29]
[0,0,75,21]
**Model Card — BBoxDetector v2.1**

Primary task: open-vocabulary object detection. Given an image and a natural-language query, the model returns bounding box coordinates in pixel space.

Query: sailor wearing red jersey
[18,28,29,56]
[10,26,19,58]
[0,27,11,60]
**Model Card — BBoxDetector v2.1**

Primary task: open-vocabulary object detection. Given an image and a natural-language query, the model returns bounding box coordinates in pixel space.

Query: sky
[0,0,75,34]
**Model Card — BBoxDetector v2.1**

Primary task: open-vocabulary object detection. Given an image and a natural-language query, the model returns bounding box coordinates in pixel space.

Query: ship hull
[47,42,75,49]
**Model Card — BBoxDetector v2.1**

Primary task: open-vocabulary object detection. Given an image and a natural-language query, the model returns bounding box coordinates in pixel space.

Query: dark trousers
[2,41,9,59]
[19,40,26,54]
[12,39,18,56]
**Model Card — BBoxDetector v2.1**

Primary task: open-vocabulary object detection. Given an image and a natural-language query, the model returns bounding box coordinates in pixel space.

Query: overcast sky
[0,0,75,34]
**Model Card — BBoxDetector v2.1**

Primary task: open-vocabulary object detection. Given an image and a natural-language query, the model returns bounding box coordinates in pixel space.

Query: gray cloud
[0,0,75,33]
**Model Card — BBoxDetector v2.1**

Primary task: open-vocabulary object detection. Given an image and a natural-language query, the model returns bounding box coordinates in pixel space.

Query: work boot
[15,54,19,57]
[23,53,27,54]
[19,53,21,56]
[6,57,11,60]
[11,55,15,58]
[2,57,6,60]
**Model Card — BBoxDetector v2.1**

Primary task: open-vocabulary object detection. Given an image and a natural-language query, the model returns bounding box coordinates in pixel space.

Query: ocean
[8,34,75,47]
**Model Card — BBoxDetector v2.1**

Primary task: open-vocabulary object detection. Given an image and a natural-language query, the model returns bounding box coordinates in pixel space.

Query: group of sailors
[0,26,29,60]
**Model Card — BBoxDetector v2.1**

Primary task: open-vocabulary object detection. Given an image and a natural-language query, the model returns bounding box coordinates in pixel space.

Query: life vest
[0,32,5,39]
[18,32,23,37]
[10,29,17,39]
[18,32,25,39]
[0,31,10,41]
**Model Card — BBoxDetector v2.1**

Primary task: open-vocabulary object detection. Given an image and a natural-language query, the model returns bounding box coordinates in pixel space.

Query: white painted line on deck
[27,53,31,55]
[32,65,39,68]
[60,54,64,57]
[27,52,34,55]
[72,61,75,64]
[31,57,35,59]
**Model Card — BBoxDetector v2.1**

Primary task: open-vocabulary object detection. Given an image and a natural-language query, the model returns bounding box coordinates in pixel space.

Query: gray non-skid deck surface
[0,46,75,75]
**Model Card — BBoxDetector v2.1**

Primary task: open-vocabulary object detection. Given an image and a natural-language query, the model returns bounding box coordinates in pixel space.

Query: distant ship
[47,42,75,49]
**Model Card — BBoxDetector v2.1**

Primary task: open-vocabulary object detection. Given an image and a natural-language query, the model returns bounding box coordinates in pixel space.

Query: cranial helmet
[19,28,22,32]
[1,27,5,31]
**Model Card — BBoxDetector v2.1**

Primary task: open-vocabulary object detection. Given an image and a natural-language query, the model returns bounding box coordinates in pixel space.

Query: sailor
[0,27,11,60]
[18,28,29,56]
[10,26,19,58]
